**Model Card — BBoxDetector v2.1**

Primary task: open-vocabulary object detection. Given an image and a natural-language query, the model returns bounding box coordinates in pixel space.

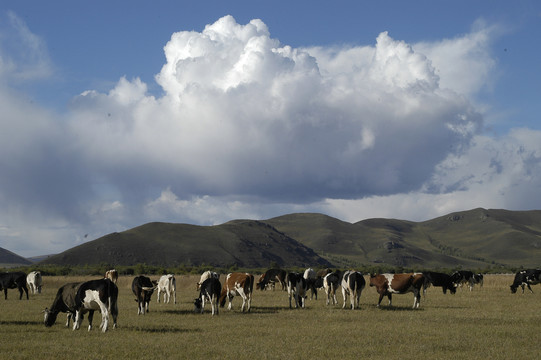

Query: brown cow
[219,272,254,312]
[256,269,286,291]
[369,273,424,309]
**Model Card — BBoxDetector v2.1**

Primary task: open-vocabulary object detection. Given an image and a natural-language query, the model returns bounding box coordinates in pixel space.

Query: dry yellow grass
[0,274,538,359]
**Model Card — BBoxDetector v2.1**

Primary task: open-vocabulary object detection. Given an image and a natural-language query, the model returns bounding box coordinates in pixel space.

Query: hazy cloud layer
[1,15,539,256]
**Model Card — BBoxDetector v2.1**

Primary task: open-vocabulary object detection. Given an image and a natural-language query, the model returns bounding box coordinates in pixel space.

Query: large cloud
[4,14,534,257]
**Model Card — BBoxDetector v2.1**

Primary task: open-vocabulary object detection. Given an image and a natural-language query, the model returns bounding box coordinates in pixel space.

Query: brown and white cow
[219,272,254,312]
[104,269,118,284]
[369,273,424,309]
[256,269,287,291]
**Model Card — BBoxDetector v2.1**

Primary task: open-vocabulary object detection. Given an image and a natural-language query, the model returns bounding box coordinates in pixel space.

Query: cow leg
[88,310,95,331]
[377,293,384,308]
[527,284,534,294]
[156,289,161,303]
[387,294,392,307]
[73,310,83,331]
[413,291,421,309]
[97,303,110,333]
[341,287,347,309]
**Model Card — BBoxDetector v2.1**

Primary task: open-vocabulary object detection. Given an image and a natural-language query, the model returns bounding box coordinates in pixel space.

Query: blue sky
[1,1,541,257]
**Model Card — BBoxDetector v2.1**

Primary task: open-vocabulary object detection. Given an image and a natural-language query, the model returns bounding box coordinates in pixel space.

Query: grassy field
[0,274,538,359]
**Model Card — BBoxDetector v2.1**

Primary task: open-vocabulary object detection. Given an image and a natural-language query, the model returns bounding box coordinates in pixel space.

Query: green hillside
[36,208,541,269]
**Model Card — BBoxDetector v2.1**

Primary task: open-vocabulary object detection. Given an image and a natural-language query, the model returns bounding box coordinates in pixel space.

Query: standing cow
[219,272,254,312]
[341,270,365,310]
[256,269,287,291]
[510,269,541,293]
[104,269,118,284]
[323,270,343,305]
[194,277,222,315]
[73,278,118,332]
[369,273,424,309]
[44,282,82,328]
[132,275,156,314]
[0,272,29,300]
[422,271,457,295]
[27,271,43,294]
[156,274,177,304]
[287,272,308,309]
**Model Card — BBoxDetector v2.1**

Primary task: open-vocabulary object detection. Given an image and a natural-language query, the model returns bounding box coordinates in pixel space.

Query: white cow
[197,271,219,290]
[156,274,177,304]
[27,271,43,294]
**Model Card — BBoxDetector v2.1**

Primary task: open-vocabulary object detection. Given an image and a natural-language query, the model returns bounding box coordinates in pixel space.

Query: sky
[1,1,541,257]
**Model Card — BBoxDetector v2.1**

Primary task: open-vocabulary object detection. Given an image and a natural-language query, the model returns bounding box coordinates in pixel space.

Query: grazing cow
[287,272,308,309]
[44,282,82,328]
[473,273,484,288]
[27,271,43,294]
[197,271,220,290]
[323,270,343,305]
[256,269,287,291]
[510,269,541,294]
[132,275,156,314]
[369,273,424,309]
[341,270,365,310]
[303,268,319,300]
[450,270,476,291]
[104,269,118,284]
[193,277,222,315]
[157,274,177,304]
[73,278,118,332]
[422,272,457,295]
[219,272,254,312]
[0,271,29,300]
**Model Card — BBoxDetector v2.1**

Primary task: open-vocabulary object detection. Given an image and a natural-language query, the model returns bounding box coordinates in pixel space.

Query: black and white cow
[450,270,477,291]
[422,271,457,295]
[193,277,222,315]
[0,271,29,300]
[341,270,365,310]
[510,269,541,294]
[303,268,319,300]
[27,271,43,294]
[44,282,82,328]
[73,279,118,332]
[197,270,220,290]
[286,272,308,309]
[323,270,343,305]
[132,275,156,314]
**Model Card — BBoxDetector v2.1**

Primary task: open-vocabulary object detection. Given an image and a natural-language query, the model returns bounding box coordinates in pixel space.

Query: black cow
[422,272,457,295]
[73,279,118,332]
[44,282,82,328]
[132,275,156,314]
[256,269,287,291]
[510,269,541,294]
[193,277,222,315]
[0,272,29,300]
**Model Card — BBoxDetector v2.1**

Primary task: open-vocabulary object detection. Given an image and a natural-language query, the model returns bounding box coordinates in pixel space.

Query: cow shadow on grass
[161,309,195,316]
[0,320,43,326]
[371,305,425,311]
[125,325,202,334]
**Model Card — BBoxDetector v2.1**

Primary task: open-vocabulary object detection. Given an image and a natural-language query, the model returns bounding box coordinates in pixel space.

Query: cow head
[43,308,58,327]
[193,298,203,313]
[510,284,518,294]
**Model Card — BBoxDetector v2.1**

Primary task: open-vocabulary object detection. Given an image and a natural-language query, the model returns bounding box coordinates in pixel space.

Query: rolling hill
[30,208,541,269]
[0,247,32,267]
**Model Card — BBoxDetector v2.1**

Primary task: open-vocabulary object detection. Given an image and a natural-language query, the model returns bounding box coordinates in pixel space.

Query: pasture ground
[0,274,538,359]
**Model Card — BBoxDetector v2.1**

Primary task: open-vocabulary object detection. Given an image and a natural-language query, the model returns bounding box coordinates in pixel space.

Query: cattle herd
[0,267,540,332]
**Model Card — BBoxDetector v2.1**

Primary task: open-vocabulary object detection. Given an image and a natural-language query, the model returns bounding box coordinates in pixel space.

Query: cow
[193,277,222,315]
[256,269,287,291]
[286,272,308,309]
[27,270,43,294]
[341,270,365,310]
[219,272,254,312]
[369,273,424,309]
[73,278,118,332]
[323,270,343,305]
[0,271,29,300]
[44,282,82,328]
[510,269,541,294]
[132,275,156,314]
[197,271,220,290]
[303,268,319,300]
[450,270,476,291]
[422,271,457,295]
[156,274,177,304]
[473,273,484,288]
[104,269,118,284]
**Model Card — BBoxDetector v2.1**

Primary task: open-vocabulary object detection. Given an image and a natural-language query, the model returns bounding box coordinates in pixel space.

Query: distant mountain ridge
[4,208,541,269]
[0,247,32,267]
